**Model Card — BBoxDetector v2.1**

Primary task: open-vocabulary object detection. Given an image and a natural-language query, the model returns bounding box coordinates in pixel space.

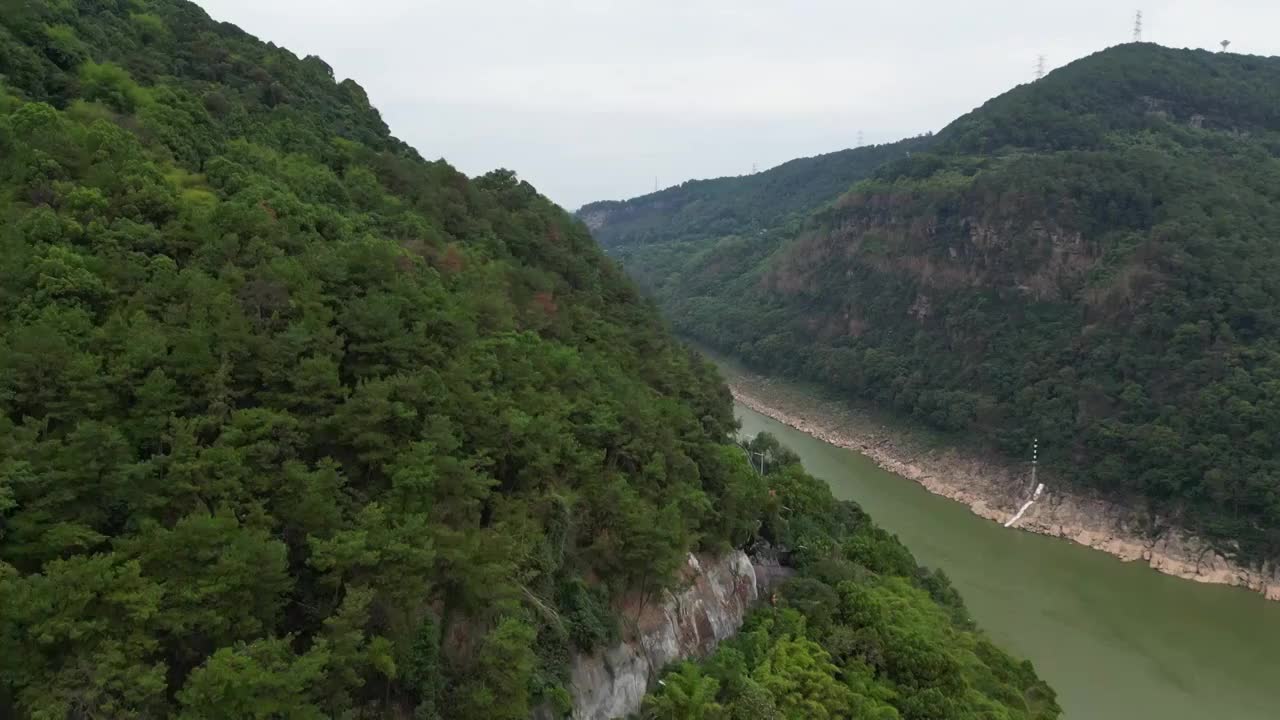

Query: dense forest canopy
[0,0,754,716]
[578,136,933,312]
[0,0,1055,718]
[586,43,1280,569]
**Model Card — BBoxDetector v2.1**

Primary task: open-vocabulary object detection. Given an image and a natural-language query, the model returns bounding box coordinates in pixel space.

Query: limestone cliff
[562,551,788,720]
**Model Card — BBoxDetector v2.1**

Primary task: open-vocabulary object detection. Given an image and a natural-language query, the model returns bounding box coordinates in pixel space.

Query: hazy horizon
[197,0,1279,210]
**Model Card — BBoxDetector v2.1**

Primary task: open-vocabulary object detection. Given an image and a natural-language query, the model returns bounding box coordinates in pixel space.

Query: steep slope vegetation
[593,44,1280,570]
[0,2,754,717]
[579,137,932,297]
[642,435,1060,720]
[580,136,934,248]
[0,1,1056,718]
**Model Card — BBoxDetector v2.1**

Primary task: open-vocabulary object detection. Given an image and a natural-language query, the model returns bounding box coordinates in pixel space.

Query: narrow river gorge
[731,387,1280,719]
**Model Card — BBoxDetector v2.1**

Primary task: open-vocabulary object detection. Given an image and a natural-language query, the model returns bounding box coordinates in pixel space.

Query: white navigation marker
[1005,437,1044,528]
[1005,482,1044,528]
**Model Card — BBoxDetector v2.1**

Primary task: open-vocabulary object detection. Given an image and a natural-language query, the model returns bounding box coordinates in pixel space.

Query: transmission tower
[1133,10,1143,42]
[1035,55,1046,80]
[857,130,864,146]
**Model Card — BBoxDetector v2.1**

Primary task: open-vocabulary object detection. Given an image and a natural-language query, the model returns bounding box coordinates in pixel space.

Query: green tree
[453,618,538,720]
[644,663,725,720]
[176,637,327,720]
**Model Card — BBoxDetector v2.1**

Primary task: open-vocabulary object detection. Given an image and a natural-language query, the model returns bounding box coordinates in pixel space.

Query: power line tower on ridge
[1133,10,1143,43]
[1035,55,1046,80]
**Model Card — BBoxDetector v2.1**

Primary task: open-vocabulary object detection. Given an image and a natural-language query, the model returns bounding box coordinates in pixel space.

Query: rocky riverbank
[728,378,1280,601]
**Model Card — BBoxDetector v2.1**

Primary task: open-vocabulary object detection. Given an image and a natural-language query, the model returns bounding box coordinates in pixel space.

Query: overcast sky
[198,0,1278,210]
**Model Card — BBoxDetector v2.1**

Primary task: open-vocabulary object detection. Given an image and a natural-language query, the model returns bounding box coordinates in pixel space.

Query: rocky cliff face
[577,206,613,231]
[563,551,788,720]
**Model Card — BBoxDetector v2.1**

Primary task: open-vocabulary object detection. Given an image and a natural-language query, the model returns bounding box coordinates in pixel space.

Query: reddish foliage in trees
[441,245,465,273]
[532,291,557,317]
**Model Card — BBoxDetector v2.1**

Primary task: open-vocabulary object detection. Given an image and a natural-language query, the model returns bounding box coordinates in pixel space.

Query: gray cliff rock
[564,550,787,720]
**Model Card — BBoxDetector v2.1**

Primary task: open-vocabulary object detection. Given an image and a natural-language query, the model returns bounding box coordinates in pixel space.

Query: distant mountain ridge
[586,42,1280,569]
[579,135,935,246]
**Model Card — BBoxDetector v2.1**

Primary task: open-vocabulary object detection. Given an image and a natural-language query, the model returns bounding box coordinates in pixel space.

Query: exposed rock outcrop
[577,207,611,231]
[564,550,791,720]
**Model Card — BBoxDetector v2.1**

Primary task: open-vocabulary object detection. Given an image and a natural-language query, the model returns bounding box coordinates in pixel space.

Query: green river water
[735,401,1280,719]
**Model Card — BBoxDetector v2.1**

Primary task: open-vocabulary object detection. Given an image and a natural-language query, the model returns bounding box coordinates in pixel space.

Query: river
[735,401,1280,719]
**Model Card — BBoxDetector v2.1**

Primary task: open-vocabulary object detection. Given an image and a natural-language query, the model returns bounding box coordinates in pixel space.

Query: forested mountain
[587,43,1280,569]
[580,136,934,248]
[0,1,749,716]
[0,1,1054,718]
[579,137,933,297]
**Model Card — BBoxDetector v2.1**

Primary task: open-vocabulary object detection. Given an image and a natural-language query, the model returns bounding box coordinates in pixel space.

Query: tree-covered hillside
[578,137,933,296]
[581,136,931,274]
[593,44,1280,569]
[580,136,934,248]
[0,1,1056,718]
[0,1,759,716]
[642,434,1060,720]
